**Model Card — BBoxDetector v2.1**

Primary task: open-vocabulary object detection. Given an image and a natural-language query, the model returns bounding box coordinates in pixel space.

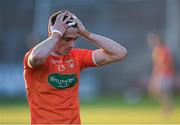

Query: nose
[69,40,76,48]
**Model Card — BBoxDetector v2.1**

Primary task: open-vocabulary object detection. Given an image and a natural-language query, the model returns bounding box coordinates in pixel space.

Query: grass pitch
[0,97,180,124]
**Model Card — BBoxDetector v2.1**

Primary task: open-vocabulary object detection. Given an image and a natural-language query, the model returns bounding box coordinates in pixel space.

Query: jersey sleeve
[23,49,33,69]
[73,49,97,70]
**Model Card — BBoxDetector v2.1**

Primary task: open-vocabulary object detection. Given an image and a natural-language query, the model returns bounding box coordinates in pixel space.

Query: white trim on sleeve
[92,51,98,66]
[27,55,34,68]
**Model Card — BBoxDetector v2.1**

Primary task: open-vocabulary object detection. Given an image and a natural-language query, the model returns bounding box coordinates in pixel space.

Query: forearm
[29,34,60,67]
[84,32,127,59]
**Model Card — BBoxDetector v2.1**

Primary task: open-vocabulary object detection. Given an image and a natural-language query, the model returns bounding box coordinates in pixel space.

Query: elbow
[32,54,44,62]
[116,47,127,61]
[28,54,45,68]
[32,53,46,64]
[122,47,128,59]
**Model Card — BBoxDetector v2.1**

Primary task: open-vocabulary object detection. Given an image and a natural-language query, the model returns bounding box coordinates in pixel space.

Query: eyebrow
[63,36,79,39]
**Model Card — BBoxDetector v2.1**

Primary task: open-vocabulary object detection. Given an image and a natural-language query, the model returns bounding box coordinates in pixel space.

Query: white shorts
[158,75,173,94]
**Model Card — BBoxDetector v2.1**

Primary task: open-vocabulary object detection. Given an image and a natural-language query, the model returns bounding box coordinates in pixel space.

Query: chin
[64,49,72,54]
[63,51,70,55]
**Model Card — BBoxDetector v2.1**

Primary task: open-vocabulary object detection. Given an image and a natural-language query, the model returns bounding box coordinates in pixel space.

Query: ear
[48,27,52,37]
[48,32,52,37]
[48,21,52,37]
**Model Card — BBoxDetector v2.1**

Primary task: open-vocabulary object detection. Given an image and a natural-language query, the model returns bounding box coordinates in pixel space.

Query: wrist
[50,26,63,37]
[50,32,62,39]
[82,31,90,38]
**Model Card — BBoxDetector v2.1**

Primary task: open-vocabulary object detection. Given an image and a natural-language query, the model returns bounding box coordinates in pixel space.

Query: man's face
[54,27,79,55]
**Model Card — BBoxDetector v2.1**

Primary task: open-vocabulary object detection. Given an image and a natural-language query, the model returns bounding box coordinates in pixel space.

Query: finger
[69,13,77,19]
[59,13,65,22]
[71,18,78,24]
[72,14,78,19]
[63,14,73,23]
[63,10,70,15]
[58,13,66,22]
[72,14,81,22]
[61,10,71,20]
[73,18,83,26]
[72,14,82,24]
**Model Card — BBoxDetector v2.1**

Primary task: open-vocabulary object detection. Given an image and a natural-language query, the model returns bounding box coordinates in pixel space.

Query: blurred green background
[0,0,180,124]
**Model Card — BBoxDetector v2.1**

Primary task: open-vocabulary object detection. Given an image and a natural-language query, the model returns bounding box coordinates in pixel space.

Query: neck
[51,52,63,57]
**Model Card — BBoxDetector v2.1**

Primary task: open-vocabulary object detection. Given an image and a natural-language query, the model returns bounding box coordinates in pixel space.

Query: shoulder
[24,49,33,62]
[70,48,93,54]
[71,48,86,52]
[70,48,94,60]
[24,48,34,59]
[23,49,33,69]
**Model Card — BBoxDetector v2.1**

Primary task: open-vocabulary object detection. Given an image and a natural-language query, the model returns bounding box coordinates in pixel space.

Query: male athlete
[147,33,175,116]
[23,10,127,124]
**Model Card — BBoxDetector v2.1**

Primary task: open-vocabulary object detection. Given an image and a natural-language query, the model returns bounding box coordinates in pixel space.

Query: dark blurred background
[0,0,180,104]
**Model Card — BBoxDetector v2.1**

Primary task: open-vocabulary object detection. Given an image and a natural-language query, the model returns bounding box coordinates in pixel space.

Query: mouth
[64,48,72,53]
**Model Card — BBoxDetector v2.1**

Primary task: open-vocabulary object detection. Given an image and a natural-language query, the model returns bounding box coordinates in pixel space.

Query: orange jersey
[152,45,174,76]
[23,48,96,124]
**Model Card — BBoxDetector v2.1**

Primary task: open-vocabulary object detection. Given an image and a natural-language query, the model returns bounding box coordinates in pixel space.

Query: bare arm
[28,34,60,68]
[83,32,127,66]
[28,11,72,68]
[74,16,127,66]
